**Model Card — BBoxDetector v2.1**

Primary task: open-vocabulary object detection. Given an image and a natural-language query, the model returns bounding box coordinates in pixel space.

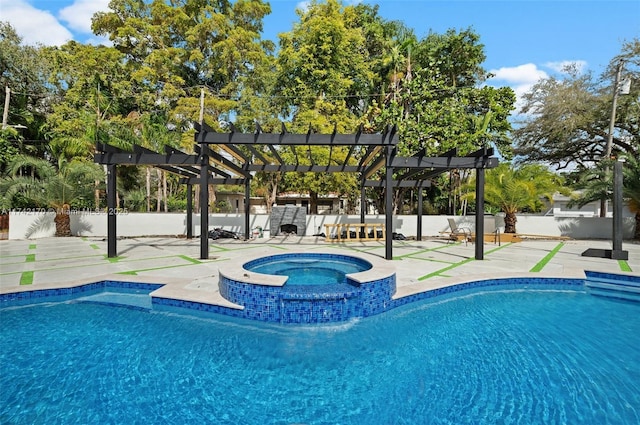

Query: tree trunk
[94,179,101,209]
[146,167,151,212]
[156,168,162,212]
[209,185,216,213]
[504,211,517,233]
[163,170,168,212]
[266,178,278,214]
[309,191,318,214]
[54,206,71,237]
[634,211,640,240]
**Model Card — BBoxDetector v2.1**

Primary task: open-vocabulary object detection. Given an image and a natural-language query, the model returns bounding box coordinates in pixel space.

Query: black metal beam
[363,180,431,188]
[362,154,386,179]
[244,179,251,240]
[385,146,394,260]
[95,152,199,165]
[200,148,209,260]
[194,122,398,146]
[265,144,284,165]
[186,183,193,238]
[245,144,270,165]
[195,145,249,177]
[390,156,498,169]
[179,177,246,185]
[106,164,117,258]
[417,188,423,241]
[246,164,362,173]
[475,168,485,260]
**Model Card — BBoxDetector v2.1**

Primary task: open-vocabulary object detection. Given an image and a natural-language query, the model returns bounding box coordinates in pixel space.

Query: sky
[1,0,639,110]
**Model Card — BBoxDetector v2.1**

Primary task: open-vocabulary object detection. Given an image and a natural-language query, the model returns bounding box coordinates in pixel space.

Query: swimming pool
[1,288,639,424]
[218,252,395,323]
[244,253,372,286]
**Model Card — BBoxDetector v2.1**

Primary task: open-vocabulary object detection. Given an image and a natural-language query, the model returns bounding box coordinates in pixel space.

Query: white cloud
[59,0,111,34]
[544,60,588,74]
[0,0,73,46]
[487,63,549,113]
[296,1,310,13]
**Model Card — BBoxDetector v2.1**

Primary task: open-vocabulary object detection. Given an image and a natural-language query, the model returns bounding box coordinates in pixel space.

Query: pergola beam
[390,156,498,169]
[194,122,398,146]
[363,180,431,188]
[247,164,362,173]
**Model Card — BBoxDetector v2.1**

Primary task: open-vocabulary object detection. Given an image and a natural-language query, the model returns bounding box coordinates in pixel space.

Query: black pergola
[95,121,497,261]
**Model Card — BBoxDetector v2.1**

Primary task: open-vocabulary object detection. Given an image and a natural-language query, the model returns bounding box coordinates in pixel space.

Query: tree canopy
[2,0,637,226]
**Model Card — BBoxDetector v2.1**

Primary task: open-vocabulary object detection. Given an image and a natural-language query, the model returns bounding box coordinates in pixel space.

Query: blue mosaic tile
[0,280,162,308]
[1,270,594,325]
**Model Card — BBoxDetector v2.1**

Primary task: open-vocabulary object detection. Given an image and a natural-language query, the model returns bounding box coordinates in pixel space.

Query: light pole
[602,59,629,216]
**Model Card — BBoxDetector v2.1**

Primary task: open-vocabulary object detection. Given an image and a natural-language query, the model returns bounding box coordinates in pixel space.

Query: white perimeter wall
[7,211,636,240]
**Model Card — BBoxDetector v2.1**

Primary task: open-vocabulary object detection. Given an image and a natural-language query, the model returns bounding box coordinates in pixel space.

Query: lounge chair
[447,218,472,245]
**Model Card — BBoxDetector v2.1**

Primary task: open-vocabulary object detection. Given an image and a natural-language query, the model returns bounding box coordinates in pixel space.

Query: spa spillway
[218,252,396,324]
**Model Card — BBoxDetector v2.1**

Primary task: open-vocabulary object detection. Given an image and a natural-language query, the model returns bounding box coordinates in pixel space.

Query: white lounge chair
[447,218,472,245]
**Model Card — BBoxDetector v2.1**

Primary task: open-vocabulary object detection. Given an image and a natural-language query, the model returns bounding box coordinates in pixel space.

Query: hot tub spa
[218,252,396,324]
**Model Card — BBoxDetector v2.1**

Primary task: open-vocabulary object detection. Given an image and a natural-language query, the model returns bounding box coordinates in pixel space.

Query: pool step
[585,271,640,303]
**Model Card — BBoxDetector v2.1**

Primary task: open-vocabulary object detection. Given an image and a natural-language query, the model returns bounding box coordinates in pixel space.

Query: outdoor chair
[447,218,472,245]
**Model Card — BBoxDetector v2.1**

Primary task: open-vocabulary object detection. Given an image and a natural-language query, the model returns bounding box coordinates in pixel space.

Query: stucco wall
[6,211,636,240]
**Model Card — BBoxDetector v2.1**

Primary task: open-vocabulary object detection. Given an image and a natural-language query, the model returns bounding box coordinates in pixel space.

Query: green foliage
[463,163,568,233]
[0,22,52,157]
[275,0,374,118]
[92,0,273,130]
[0,128,21,174]
[514,39,639,169]
[0,155,104,211]
[15,3,635,220]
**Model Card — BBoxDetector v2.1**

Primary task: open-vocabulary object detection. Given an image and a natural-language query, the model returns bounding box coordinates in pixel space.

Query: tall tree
[513,38,639,169]
[362,27,515,213]
[0,22,52,160]
[92,0,273,130]
[274,0,374,119]
[43,42,134,162]
[622,156,640,240]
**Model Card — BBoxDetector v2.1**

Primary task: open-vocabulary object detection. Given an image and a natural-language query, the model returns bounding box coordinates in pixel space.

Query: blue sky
[1,0,639,110]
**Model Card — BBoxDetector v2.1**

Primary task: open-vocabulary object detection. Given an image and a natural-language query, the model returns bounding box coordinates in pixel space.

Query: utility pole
[199,87,205,126]
[2,86,10,129]
[605,59,624,159]
[601,59,625,217]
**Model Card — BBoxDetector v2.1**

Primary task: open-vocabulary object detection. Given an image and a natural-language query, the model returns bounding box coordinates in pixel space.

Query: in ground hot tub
[218,252,396,324]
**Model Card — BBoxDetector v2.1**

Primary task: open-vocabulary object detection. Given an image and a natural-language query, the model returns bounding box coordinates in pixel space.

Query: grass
[529,243,564,272]
[618,260,632,272]
[20,271,33,285]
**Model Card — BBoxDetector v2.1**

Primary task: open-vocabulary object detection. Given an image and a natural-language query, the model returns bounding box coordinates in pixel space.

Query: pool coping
[4,264,639,319]
[218,250,396,287]
[0,273,244,310]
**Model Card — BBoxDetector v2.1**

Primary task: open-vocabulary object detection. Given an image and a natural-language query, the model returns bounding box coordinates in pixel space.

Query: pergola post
[360,185,366,224]
[199,145,209,260]
[244,178,251,240]
[186,183,193,239]
[106,164,117,258]
[417,188,423,241]
[385,146,394,260]
[475,168,485,260]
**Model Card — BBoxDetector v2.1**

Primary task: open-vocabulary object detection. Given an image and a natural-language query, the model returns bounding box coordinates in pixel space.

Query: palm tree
[463,163,568,233]
[622,156,640,240]
[568,157,640,240]
[0,155,104,236]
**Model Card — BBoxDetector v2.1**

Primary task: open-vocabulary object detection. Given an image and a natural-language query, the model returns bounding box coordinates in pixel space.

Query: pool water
[246,257,371,286]
[1,290,639,424]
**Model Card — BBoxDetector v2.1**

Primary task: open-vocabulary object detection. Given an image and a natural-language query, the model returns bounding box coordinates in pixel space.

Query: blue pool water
[1,289,639,424]
[245,255,371,286]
